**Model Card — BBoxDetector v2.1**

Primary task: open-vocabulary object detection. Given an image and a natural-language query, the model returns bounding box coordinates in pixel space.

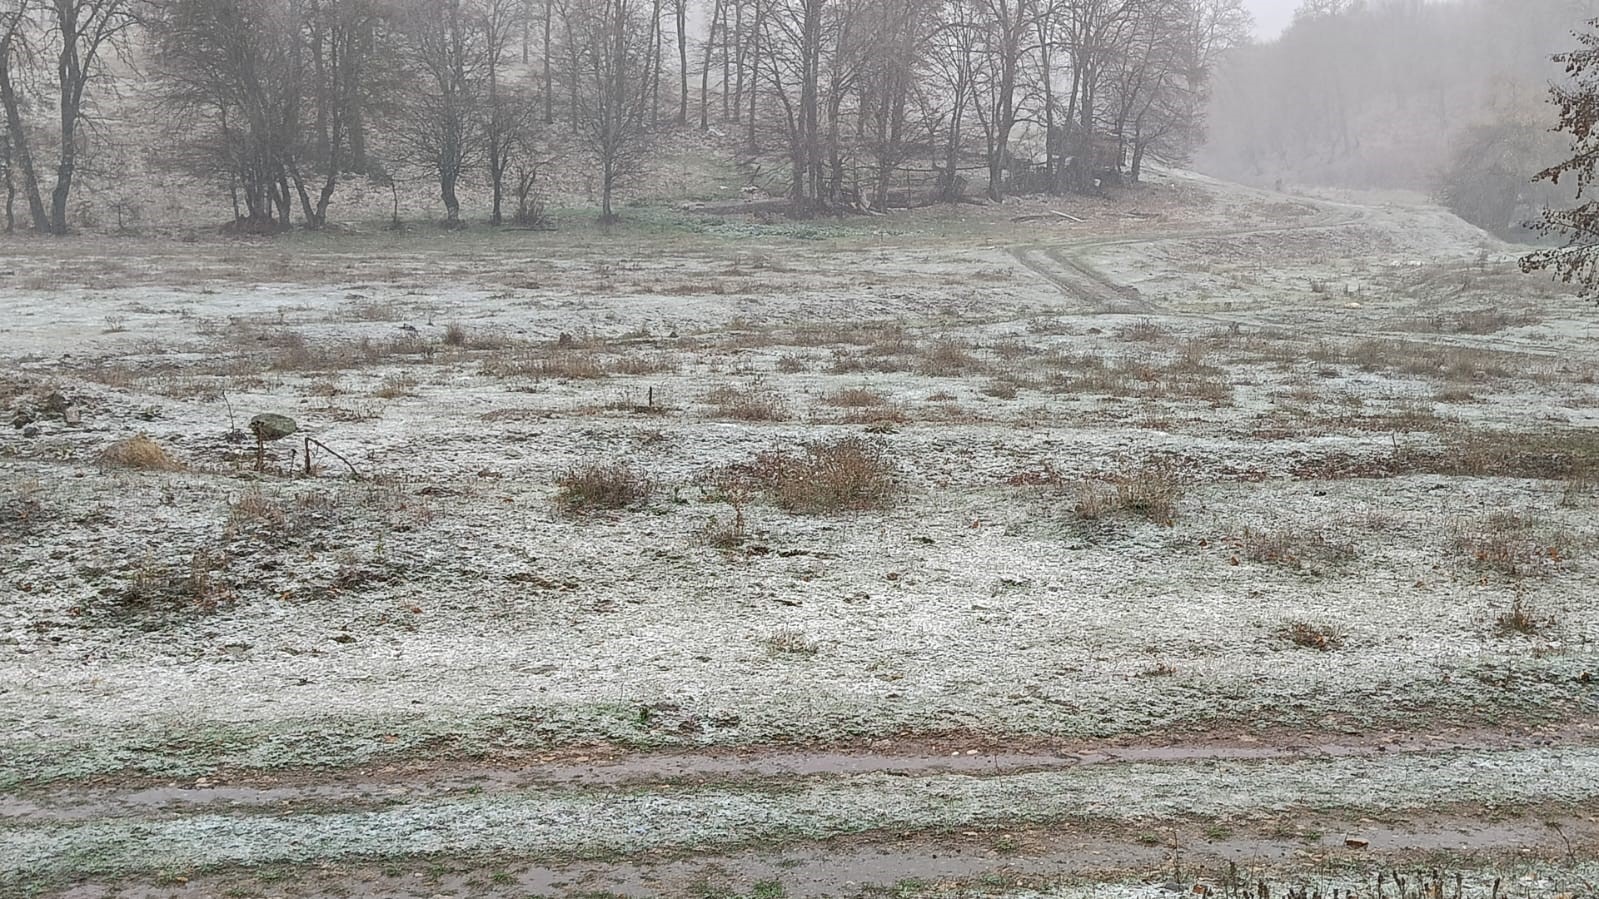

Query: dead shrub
[99,435,185,472]
[443,322,468,347]
[736,436,898,514]
[554,462,653,514]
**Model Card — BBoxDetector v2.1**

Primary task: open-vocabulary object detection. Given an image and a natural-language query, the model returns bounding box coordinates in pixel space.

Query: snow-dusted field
[3,172,1597,897]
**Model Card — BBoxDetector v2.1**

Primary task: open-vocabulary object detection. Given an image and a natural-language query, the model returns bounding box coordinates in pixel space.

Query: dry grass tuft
[704,383,790,421]
[737,436,899,514]
[119,551,233,615]
[1074,463,1182,525]
[1450,511,1574,577]
[1238,527,1357,570]
[99,435,185,472]
[1496,591,1552,635]
[555,462,654,515]
[765,629,820,656]
[827,386,888,407]
[1278,620,1346,651]
[918,340,984,377]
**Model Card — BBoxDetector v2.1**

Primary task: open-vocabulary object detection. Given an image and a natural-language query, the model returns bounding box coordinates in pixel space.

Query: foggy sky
[1244,0,1298,38]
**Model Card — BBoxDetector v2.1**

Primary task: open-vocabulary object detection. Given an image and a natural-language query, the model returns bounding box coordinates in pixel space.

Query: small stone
[1345,837,1370,849]
[21,425,39,438]
[63,405,82,426]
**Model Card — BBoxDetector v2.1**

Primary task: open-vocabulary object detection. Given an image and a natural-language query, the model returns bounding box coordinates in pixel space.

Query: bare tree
[390,0,489,226]
[481,0,527,224]
[567,0,653,222]
[0,2,48,230]
[969,0,1036,201]
[0,0,136,234]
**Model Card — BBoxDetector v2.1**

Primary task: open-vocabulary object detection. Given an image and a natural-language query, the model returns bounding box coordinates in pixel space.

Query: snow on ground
[2,173,1596,796]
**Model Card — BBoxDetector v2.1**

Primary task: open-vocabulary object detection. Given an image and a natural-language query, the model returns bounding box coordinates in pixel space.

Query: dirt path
[1008,207,1370,316]
[39,811,1599,899]
[7,722,1588,823]
[9,723,1599,897]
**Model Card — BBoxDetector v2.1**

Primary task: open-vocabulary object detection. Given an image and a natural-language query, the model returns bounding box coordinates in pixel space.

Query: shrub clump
[554,462,654,514]
[739,436,898,514]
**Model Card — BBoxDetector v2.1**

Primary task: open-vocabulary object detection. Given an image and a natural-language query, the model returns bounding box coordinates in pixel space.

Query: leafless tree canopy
[0,0,1252,230]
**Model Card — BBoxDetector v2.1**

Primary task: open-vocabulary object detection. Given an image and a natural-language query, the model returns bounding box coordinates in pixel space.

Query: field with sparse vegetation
[3,169,1598,898]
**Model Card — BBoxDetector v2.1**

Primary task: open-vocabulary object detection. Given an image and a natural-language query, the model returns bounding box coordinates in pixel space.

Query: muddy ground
[2,170,1597,897]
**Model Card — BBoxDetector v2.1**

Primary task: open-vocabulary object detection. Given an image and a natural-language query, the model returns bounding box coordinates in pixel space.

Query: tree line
[0,0,1249,233]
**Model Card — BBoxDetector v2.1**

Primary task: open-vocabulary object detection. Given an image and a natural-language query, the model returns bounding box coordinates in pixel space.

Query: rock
[21,425,39,438]
[249,413,298,442]
[1345,837,1369,849]
[63,405,82,427]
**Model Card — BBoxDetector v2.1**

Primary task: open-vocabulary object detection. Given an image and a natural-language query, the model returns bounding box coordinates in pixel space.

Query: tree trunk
[675,0,688,125]
[0,50,47,232]
[442,171,461,225]
[543,0,554,123]
[700,0,721,130]
[745,0,760,146]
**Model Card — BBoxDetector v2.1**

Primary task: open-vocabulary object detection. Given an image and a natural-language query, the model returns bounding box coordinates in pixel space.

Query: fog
[1198,0,1599,237]
[1243,0,1300,36]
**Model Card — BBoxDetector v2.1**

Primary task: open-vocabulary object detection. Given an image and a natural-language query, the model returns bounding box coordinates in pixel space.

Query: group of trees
[735,0,1251,215]
[0,0,1248,232]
